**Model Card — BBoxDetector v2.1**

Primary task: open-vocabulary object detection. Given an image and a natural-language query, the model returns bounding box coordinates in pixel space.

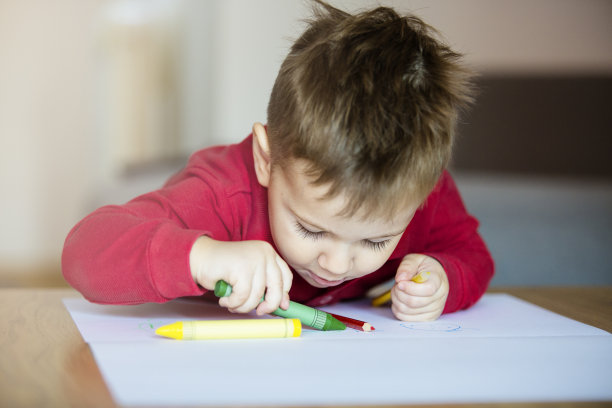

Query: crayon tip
[411,271,430,283]
[155,322,183,340]
[323,314,346,331]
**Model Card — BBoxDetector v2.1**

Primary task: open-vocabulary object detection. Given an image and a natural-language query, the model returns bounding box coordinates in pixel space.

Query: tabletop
[1,286,611,408]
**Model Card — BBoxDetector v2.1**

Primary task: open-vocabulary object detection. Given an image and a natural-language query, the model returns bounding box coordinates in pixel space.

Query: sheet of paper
[64,294,612,406]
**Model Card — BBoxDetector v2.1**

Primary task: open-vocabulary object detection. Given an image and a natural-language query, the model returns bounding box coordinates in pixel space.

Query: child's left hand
[391,254,449,321]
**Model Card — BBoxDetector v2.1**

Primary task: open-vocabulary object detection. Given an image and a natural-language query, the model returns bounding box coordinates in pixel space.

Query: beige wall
[1,0,611,284]
[0,0,102,282]
[203,0,612,145]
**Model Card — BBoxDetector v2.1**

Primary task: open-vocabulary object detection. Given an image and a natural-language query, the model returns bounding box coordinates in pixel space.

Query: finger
[229,273,265,313]
[242,271,267,313]
[259,256,293,314]
[392,284,447,310]
[392,286,432,310]
[222,282,248,310]
[395,254,425,281]
[258,263,284,315]
[392,292,444,314]
[392,305,443,322]
[218,277,247,309]
[277,256,293,310]
[396,277,439,297]
[392,294,443,315]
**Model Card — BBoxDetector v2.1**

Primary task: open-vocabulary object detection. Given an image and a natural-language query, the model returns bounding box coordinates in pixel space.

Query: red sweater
[62,135,493,312]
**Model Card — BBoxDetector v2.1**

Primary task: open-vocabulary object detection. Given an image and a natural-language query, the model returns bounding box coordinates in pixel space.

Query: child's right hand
[189,236,293,316]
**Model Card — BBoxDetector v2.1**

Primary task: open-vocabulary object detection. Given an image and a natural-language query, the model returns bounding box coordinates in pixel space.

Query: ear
[252,122,271,187]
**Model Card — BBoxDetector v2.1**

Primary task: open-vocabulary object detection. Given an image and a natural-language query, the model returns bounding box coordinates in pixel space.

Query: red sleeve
[421,172,494,313]
[61,174,235,305]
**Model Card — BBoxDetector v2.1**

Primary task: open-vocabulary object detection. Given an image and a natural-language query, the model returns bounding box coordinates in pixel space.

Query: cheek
[275,234,317,268]
[353,241,400,276]
[269,213,315,266]
[354,252,389,275]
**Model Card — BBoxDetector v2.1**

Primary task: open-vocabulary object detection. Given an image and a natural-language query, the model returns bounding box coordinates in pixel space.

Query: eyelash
[363,239,391,252]
[294,222,325,241]
[294,222,391,251]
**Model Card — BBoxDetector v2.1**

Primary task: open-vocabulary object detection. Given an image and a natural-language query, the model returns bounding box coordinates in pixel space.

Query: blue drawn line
[399,322,462,332]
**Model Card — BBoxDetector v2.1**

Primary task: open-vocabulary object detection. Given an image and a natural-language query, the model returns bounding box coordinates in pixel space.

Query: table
[1,287,611,408]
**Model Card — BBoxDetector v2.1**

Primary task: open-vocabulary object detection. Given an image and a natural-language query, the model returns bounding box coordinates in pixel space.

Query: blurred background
[1,0,610,288]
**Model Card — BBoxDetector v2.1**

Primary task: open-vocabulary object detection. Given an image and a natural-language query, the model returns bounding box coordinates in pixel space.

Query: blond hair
[266,0,474,219]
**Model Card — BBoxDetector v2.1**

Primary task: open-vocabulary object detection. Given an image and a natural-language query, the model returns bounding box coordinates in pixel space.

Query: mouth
[305,270,345,287]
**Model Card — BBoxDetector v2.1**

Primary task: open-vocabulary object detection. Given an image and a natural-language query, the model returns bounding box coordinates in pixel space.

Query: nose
[317,244,353,276]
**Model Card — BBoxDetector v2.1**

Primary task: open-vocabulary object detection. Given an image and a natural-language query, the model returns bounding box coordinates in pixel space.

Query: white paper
[63,293,609,342]
[63,294,612,406]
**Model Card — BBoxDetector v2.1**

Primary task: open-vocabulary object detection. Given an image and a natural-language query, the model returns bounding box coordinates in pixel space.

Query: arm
[62,176,221,305]
[422,171,494,313]
[62,159,292,312]
[391,171,494,319]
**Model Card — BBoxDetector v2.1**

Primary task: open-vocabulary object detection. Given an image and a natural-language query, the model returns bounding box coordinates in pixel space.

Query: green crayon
[214,280,345,331]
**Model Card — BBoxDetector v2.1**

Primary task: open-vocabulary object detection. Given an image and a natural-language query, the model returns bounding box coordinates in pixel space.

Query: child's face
[267,160,417,288]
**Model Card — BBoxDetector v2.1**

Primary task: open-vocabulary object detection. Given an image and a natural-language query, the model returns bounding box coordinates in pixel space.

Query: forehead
[272,159,416,234]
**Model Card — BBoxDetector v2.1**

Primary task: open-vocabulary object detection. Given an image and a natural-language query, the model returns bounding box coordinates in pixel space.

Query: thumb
[396,253,427,282]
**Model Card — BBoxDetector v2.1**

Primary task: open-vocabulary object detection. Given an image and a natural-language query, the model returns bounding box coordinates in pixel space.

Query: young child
[62,0,493,322]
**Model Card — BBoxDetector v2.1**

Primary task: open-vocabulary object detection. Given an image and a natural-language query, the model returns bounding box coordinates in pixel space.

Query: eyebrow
[295,213,406,240]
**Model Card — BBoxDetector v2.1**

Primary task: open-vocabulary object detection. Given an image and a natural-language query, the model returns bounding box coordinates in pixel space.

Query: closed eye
[294,221,325,241]
[295,220,393,251]
[362,239,391,251]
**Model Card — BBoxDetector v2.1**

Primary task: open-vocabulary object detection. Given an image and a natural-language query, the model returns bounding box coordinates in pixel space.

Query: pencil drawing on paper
[399,322,462,332]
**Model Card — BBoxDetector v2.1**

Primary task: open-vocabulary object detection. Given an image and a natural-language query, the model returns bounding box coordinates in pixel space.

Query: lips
[305,270,345,287]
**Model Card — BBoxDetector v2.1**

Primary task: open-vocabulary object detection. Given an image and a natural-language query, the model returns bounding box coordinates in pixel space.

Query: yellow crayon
[155,318,301,340]
[371,271,430,307]
[411,270,430,284]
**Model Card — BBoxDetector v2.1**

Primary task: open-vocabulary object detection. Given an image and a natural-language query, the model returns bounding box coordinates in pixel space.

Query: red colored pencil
[330,313,375,332]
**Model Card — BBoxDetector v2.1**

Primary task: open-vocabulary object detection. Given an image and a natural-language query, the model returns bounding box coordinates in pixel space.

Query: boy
[62,1,493,322]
